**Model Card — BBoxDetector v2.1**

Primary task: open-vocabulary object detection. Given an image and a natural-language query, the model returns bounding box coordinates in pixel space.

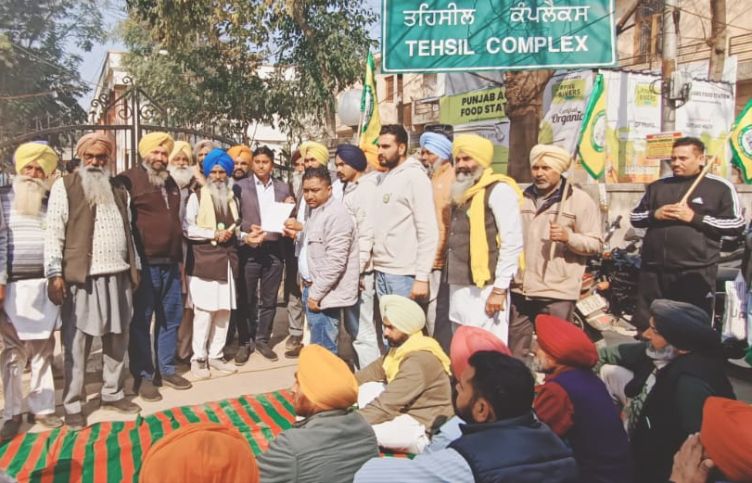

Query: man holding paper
[235,146,293,363]
[630,137,745,332]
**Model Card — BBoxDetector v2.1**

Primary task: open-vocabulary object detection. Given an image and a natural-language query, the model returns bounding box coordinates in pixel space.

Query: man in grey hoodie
[372,125,439,302]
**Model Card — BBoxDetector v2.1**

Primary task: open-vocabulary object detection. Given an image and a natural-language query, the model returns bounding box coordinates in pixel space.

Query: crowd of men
[0,127,750,482]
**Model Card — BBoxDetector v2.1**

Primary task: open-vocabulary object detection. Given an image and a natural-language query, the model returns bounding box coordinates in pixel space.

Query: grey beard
[79,166,114,206]
[451,170,482,204]
[207,179,233,218]
[168,165,194,189]
[12,176,47,216]
[143,162,168,188]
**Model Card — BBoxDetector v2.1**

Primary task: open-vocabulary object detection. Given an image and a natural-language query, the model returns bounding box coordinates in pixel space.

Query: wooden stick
[679,156,716,205]
[211,222,237,246]
[549,176,570,258]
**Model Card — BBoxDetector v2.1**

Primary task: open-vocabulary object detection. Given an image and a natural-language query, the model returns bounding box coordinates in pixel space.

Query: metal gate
[0,77,242,177]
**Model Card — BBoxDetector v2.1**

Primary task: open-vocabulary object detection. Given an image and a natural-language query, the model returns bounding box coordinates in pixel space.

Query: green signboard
[439,87,506,125]
[381,0,616,73]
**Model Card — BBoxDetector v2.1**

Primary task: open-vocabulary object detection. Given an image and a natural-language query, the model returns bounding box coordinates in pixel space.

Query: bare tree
[708,0,727,81]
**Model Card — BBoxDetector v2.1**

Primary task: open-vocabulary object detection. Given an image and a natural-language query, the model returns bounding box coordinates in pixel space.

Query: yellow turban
[297,344,357,411]
[139,423,259,483]
[227,145,253,162]
[299,141,329,166]
[169,141,193,164]
[138,132,175,158]
[380,295,426,335]
[452,134,494,168]
[13,143,58,176]
[529,144,572,173]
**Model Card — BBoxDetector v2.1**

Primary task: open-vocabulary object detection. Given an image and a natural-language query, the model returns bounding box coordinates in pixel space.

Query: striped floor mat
[0,390,296,483]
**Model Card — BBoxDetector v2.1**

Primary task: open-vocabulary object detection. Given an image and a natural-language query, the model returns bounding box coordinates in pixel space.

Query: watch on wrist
[492,288,507,296]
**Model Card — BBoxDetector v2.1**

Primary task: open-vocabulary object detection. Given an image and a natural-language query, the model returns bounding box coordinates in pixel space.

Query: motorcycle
[572,216,641,341]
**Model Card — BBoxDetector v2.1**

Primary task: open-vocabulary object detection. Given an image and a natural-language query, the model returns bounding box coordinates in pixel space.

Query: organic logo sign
[382,0,616,73]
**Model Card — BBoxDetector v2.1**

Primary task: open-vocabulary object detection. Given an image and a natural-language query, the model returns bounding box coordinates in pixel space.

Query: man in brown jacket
[508,144,602,360]
[356,295,453,454]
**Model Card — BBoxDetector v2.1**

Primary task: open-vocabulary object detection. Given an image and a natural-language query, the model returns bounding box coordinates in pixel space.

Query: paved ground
[1,307,750,436]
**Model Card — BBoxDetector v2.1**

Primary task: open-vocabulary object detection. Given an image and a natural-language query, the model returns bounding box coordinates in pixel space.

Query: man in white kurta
[444,134,524,344]
[0,143,62,440]
[183,148,245,379]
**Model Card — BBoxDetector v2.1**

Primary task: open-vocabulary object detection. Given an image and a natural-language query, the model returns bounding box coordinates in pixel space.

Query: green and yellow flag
[359,52,381,168]
[730,98,752,183]
[577,73,607,179]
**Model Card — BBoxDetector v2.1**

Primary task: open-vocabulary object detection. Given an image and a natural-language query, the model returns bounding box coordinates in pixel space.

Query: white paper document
[261,202,295,233]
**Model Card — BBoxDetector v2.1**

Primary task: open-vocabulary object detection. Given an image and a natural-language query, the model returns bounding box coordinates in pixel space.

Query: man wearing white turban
[508,144,602,360]
[355,295,453,454]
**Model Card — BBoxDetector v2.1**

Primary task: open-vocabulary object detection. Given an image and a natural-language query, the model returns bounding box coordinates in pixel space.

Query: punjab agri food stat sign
[381,0,616,73]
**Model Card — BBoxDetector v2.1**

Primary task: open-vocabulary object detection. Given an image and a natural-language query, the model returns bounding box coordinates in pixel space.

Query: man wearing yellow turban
[117,131,193,401]
[258,345,378,482]
[0,143,63,440]
[507,144,602,360]
[227,144,252,181]
[356,295,452,454]
[444,133,523,344]
[299,141,329,168]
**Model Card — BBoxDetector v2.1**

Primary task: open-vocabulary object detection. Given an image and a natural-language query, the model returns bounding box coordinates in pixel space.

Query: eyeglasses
[82,153,109,162]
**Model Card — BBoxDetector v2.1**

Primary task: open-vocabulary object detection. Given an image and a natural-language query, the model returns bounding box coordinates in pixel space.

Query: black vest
[449,412,578,483]
[185,191,239,282]
[445,182,498,286]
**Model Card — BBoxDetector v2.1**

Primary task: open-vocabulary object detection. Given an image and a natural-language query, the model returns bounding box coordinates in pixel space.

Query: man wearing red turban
[533,315,633,483]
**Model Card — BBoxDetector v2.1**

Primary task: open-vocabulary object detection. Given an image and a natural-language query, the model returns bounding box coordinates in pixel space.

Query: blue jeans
[129,263,183,380]
[375,271,415,298]
[302,286,341,354]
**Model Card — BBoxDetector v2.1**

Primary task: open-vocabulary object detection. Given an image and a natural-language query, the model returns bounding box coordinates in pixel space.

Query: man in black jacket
[598,299,735,483]
[630,137,744,331]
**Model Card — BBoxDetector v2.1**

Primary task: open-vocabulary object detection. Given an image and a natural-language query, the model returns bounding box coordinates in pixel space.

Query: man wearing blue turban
[419,128,455,351]
[183,148,245,379]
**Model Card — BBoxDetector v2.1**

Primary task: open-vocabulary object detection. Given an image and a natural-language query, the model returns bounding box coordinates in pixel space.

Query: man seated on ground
[425,325,512,452]
[533,315,632,483]
[258,344,378,483]
[139,422,259,483]
[355,351,578,482]
[598,299,735,483]
[356,295,453,454]
[669,396,752,483]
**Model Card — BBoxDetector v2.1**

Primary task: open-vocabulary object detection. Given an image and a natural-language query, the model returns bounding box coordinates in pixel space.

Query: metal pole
[660,0,679,176]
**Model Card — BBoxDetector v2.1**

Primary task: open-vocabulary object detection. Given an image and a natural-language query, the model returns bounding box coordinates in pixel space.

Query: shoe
[28,413,63,429]
[138,379,162,402]
[209,358,238,375]
[285,335,302,351]
[65,413,87,431]
[256,342,278,361]
[0,416,22,441]
[284,340,303,359]
[191,359,211,380]
[101,398,142,414]
[162,373,192,390]
[234,343,253,366]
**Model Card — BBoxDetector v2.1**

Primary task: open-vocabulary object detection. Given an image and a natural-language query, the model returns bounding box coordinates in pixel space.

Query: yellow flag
[359,52,381,167]
[730,98,752,183]
[577,73,607,179]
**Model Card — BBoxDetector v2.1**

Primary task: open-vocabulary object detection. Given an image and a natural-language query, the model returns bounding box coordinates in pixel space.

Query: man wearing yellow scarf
[445,134,524,345]
[356,295,453,454]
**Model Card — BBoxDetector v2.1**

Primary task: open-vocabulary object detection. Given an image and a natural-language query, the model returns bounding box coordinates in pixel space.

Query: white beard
[451,169,483,204]
[78,166,114,206]
[12,176,47,216]
[143,162,168,188]
[207,178,234,219]
[168,165,194,189]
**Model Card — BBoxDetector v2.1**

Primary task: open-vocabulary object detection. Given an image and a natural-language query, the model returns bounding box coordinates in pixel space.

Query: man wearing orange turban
[227,144,252,181]
[258,345,378,482]
[533,315,633,483]
[668,397,752,483]
[139,423,259,483]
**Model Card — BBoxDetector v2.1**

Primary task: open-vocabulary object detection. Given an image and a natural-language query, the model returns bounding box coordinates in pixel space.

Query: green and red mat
[0,390,297,482]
